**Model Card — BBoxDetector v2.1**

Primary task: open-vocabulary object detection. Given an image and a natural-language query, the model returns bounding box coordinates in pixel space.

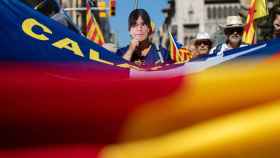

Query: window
[218,7,222,19]
[223,6,227,18]
[207,7,212,19]
[213,7,217,19]
[234,6,239,15]
[229,6,233,16]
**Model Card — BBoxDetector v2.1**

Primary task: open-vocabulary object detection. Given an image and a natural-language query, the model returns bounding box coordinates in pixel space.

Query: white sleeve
[208,47,216,55]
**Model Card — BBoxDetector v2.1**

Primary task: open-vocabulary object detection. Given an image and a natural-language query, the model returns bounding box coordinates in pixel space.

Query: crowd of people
[20,0,280,68]
[113,5,280,67]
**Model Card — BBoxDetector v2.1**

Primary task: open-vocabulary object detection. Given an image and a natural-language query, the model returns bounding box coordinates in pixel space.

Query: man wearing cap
[209,16,247,56]
[191,32,213,60]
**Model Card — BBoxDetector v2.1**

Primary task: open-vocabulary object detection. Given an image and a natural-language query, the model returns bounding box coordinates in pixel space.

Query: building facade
[162,0,278,46]
[162,0,241,46]
[58,0,113,43]
[59,0,83,29]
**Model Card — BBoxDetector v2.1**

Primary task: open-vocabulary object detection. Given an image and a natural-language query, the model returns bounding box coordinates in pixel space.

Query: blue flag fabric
[131,39,280,78]
[0,0,125,65]
[191,39,280,62]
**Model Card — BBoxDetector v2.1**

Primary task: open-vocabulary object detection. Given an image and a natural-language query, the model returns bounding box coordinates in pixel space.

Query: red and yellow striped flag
[86,0,105,45]
[169,32,183,63]
[243,0,257,44]
[243,0,268,44]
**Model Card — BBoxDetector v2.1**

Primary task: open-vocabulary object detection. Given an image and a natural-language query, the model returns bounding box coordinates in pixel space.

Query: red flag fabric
[2,60,280,157]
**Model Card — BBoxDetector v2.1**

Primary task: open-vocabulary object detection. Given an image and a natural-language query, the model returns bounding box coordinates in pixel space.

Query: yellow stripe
[87,25,96,39]
[85,6,105,44]
[243,25,255,44]
[169,37,174,61]
[242,0,256,44]
[95,35,101,44]
[255,0,268,19]
[101,100,280,158]
[92,15,105,44]
[86,12,91,24]
[96,27,105,44]
[117,61,280,142]
[169,32,183,63]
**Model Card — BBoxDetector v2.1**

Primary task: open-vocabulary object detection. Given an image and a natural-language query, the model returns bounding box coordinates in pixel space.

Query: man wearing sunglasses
[209,16,247,56]
[191,32,213,60]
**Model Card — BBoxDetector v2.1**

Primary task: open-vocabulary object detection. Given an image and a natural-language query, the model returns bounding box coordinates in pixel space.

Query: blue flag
[0,0,126,66]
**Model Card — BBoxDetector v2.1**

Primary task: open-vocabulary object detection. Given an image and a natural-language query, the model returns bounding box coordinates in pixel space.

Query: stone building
[162,0,241,46]
[58,0,113,43]
[162,0,278,46]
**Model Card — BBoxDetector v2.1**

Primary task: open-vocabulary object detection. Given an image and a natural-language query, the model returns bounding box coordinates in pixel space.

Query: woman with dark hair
[116,9,171,67]
[271,5,280,38]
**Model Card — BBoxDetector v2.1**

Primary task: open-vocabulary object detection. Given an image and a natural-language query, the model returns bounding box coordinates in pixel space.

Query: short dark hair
[128,9,152,32]
[271,5,280,21]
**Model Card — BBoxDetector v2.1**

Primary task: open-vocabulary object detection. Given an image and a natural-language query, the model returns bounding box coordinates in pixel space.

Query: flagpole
[134,0,139,9]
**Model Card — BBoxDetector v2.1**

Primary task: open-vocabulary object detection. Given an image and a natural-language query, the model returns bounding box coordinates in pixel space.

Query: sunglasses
[195,40,211,46]
[225,27,243,35]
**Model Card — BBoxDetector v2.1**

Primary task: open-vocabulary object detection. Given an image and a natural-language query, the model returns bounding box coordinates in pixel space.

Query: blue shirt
[116,44,172,66]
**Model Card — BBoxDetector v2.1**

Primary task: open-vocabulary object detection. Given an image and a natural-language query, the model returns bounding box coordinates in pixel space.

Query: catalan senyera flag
[86,0,105,45]
[178,47,192,62]
[243,0,268,44]
[4,0,280,157]
[243,0,257,44]
[169,32,190,63]
[2,61,280,158]
[169,32,181,62]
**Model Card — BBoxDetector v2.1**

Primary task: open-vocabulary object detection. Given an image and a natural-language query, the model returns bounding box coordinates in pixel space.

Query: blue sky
[108,0,168,47]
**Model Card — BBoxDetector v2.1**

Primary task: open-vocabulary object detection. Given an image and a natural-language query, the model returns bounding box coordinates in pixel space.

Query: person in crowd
[209,16,247,56]
[116,9,171,67]
[271,5,280,38]
[20,0,82,34]
[191,32,213,59]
